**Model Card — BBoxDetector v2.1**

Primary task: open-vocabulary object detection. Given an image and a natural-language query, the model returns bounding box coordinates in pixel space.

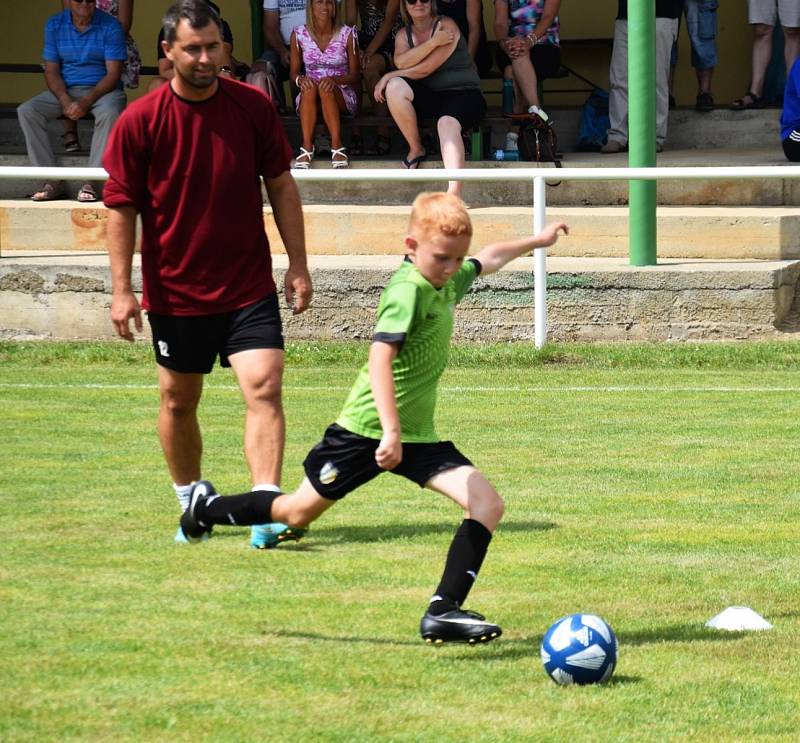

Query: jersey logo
[320,461,339,485]
[157,340,170,358]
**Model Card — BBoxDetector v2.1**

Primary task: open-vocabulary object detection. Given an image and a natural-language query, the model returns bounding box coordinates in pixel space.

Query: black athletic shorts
[304,423,473,500]
[403,79,487,131]
[147,293,284,374]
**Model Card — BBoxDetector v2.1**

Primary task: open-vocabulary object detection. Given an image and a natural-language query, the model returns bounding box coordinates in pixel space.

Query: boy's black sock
[428,519,492,616]
[197,491,278,526]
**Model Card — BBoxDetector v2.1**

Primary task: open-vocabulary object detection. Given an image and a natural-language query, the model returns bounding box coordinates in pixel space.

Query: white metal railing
[3,164,800,348]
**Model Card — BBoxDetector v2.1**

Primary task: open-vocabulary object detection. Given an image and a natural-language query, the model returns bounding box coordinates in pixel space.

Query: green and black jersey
[336,257,481,443]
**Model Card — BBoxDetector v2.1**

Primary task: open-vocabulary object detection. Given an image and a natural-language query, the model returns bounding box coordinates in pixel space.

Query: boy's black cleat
[420,609,502,645]
[177,480,217,543]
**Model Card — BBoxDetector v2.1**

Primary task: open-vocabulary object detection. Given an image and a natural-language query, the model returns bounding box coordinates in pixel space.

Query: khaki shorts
[748,0,800,28]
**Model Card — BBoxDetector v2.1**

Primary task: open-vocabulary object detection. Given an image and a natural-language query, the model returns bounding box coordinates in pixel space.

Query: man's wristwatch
[219,65,233,73]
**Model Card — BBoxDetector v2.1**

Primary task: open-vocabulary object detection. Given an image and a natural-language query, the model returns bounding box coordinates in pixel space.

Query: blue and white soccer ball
[540,613,617,685]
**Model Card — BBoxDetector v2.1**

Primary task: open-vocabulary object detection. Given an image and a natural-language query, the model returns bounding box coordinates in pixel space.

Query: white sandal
[331,146,349,169]
[293,146,314,169]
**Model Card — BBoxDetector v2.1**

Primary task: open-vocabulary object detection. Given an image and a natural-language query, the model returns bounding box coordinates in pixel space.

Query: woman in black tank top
[373,0,486,197]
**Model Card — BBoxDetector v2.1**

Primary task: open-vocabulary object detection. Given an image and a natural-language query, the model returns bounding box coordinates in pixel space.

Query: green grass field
[2,341,800,741]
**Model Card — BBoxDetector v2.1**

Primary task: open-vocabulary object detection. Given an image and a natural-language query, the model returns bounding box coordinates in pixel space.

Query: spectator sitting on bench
[290,0,361,168]
[59,0,141,155]
[345,0,401,154]
[494,0,561,122]
[250,0,308,110]
[17,0,127,202]
[374,0,486,197]
[148,0,235,92]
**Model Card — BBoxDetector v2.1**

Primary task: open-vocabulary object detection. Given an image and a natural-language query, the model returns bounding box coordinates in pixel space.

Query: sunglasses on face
[406,0,431,5]
[72,0,96,4]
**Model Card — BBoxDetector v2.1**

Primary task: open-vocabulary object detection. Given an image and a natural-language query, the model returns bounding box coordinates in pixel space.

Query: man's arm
[63,60,123,120]
[473,222,569,276]
[368,340,402,470]
[465,0,481,61]
[43,62,73,115]
[263,9,290,67]
[106,206,142,341]
[263,170,313,314]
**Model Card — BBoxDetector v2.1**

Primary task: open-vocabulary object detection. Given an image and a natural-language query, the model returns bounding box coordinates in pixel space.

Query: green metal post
[251,0,263,59]
[627,0,657,266]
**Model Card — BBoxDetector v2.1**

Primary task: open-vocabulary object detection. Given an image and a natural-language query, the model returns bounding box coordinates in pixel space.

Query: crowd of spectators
[15,0,800,201]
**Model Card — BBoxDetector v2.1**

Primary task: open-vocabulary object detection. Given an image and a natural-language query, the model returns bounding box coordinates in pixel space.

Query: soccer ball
[540,613,617,685]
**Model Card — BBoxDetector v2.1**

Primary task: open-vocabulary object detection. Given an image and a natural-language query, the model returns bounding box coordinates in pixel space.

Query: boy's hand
[375,430,402,470]
[536,222,569,247]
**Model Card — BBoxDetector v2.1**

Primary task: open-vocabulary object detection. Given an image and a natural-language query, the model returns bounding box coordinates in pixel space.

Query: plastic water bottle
[502,78,514,114]
[493,149,505,161]
[493,148,520,161]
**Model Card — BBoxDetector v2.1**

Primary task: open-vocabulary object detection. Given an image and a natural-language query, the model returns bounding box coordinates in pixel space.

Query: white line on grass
[0,383,798,393]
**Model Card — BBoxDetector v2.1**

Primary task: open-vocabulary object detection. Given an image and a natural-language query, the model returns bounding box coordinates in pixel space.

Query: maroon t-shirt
[103,78,293,315]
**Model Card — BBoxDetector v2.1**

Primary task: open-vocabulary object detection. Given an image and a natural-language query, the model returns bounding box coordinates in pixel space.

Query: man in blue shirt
[17,0,127,202]
[781,56,800,161]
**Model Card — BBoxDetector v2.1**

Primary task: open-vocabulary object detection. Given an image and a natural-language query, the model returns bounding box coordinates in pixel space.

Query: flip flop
[402,151,427,169]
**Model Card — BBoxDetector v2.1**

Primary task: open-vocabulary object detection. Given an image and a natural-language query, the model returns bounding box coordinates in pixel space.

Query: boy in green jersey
[180,192,568,644]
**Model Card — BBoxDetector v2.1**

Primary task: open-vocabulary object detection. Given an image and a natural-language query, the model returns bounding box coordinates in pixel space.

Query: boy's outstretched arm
[368,340,403,470]
[473,222,569,276]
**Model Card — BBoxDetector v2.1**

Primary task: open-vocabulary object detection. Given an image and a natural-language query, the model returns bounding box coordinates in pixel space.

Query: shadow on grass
[315,520,556,544]
[619,623,749,646]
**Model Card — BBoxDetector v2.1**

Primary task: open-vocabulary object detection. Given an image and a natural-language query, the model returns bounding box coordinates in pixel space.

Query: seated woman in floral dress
[290,0,361,168]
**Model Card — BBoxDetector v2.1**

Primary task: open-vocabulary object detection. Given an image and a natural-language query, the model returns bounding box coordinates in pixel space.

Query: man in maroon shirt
[103,0,312,533]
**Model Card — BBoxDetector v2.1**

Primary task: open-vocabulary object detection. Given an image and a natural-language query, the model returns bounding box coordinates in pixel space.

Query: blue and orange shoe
[250,522,307,550]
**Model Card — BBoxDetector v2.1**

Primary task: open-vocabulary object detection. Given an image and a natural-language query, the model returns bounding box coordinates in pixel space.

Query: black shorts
[403,79,487,131]
[495,42,561,82]
[783,133,800,162]
[304,423,473,500]
[147,293,284,374]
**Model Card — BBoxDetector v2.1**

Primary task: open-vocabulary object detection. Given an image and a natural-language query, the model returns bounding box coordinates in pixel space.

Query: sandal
[729,91,763,111]
[293,146,314,169]
[31,182,64,202]
[62,131,81,153]
[402,151,427,169]
[374,134,391,156]
[331,147,349,169]
[77,183,98,202]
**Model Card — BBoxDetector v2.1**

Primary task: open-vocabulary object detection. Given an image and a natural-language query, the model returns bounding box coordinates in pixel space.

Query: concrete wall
[0,1,757,108]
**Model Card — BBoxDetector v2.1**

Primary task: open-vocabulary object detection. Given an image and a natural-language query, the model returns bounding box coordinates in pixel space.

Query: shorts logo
[157,340,170,358]
[319,461,339,485]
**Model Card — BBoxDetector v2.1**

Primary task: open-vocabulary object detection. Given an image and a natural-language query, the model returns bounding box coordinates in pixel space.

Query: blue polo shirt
[43,9,126,88]
[781,58,800,140]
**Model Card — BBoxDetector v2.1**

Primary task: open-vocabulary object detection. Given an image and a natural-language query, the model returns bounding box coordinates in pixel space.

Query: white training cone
[705,606,773,631]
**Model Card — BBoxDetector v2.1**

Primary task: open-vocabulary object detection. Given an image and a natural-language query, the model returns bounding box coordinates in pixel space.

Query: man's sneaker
[420,608,502,645]
[177,480,216,544]
[250,522,307,549]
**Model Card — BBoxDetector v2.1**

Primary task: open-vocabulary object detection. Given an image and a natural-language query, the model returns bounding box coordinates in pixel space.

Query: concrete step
[2,201,799,260]
[2,251,798,342]
[1,147,796,207]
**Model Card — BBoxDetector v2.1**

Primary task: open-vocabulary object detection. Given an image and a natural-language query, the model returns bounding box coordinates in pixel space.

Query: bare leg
[298,85,319,151]
[436,115,465,197]
[510,53,541,109]
[157,366,204,484]
[696,66,713,94]
[318,86,347,151]
[784,27,800,73]
[228,348,285,487]
[750,23,773,98]
[425,466,505,533]
[270,477,337,528]
[385,77,425,162]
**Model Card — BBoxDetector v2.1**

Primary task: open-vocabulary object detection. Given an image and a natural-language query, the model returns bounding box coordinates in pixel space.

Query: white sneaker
[527,105,549,123]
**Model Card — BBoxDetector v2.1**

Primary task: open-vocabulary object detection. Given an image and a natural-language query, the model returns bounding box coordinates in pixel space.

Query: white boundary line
[0,382,798,394]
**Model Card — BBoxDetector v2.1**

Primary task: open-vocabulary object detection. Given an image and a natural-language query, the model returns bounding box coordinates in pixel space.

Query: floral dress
[294,24,359,115]
[96,0,142,88]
